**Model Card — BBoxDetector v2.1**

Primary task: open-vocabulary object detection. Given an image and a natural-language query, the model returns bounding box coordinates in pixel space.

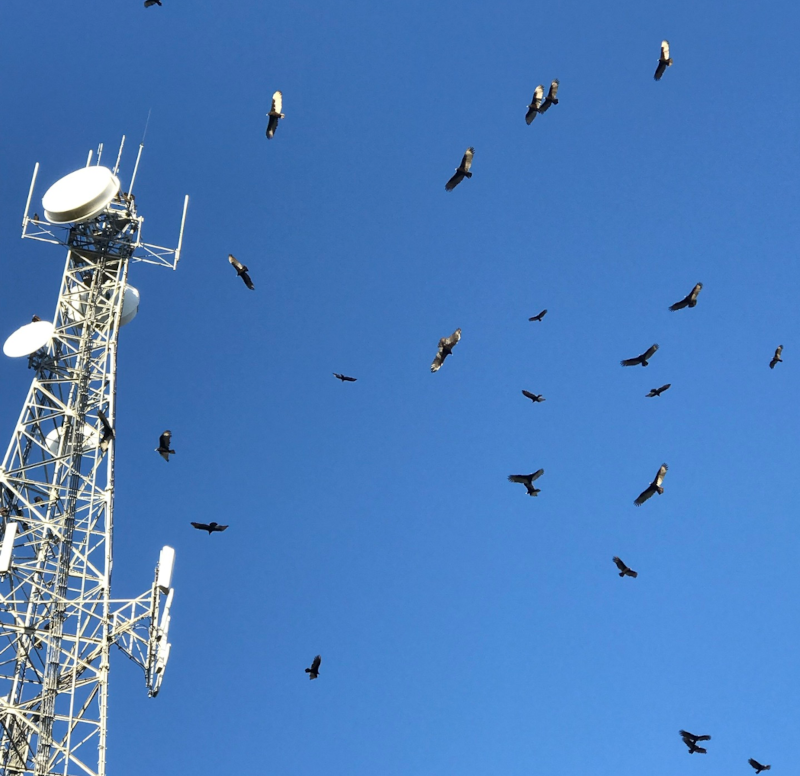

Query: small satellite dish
[3,321,54,358]
[119,285,140,327]
[45,424,99,456]
[42,166,120,224]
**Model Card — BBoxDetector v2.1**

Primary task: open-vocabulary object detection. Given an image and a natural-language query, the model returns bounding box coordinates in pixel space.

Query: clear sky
[1,0,798,773]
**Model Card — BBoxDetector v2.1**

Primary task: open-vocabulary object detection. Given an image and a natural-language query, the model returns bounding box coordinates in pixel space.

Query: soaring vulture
[333,373,357,382]
[646,384,671,397]
[431,329,461,372]
[769,345,783,369]
[634,463,668,506]
[190,521,228,535]
[654,40,673,81]
[228,254,255,290]
[621,344,659,367]
[612,556,638,578]
[522,390,545,403]
[525,85,544,124]
[508,469,544,496]
[669,283,703,311]
[445,148,475,191]
[305,654,321,680]
[144,0,162,6]
[538,80,560,113]
[98,409,115,453]
[528,309,547,322]
[748,759,771,774]
[156,431,175,462]
[266,91,285,139]
[680,730,710,754]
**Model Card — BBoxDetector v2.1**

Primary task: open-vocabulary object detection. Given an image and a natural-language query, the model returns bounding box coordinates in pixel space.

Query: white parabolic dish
[45,424,99,456]
[42,166,121,224]
[120,285,140,327]
[3,321,55,358]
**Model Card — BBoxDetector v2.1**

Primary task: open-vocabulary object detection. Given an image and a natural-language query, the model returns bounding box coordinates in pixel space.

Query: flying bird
[431,328,461,372]
[522,390,545,403]
[538,79,560,113]
[680,730,710,754]
[305,654,321,680]
[445,148,474,191]
[525,85,544,124]
[266,91,285,139]
[770,345,783,369]
[621,344,659,367]
[98,409,115,453]
[190,521,228,535]
[654,40,673,80]
[748,759,771,774]
[634,463,668,506]
[646,384,671,397]
[528,309,547,322]
[144,0,162,6]
[156,431,175,462]
[669,283,703,311]
[508,469,544,496]
[612,556,638,578]
[228,254,254,290]
[333,373,357,382]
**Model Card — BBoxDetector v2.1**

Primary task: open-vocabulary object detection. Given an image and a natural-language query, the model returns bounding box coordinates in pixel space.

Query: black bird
[333,373,357,382]
[508,469,544,496]
[31,315,41,323]
[621,344,659,367]
[305,654,321,680]
[98,409,115,453]
[144,0,162,6]
[612,556,638,578]
[522,390,545,403]
[680,730,710,754]
[156,431,175,462]
[431,329,461,372]
[635,463,668,506]
[646,384,671,397]
[669,283,703,311]
[748,759,771,774]
[228,254,254,290]
[528,309,547,322]
[445,148,474,191]
[190,521,228,535]
[525,85,544,124]
[538,79,560,113]
[770,345,783,369]
[266,91,285,139]
[32,213,40,222]
[654,40,673,80]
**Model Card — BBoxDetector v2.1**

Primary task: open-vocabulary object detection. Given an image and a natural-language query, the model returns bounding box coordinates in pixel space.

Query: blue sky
[1,0,798,773]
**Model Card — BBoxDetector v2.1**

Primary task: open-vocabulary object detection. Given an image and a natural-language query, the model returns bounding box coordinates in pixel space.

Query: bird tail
[657,486,664,495]
[619,571,625,577]
[464,171,472,178]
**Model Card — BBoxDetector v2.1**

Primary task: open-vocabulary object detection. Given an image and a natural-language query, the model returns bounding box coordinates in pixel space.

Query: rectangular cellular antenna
[128,142,145,198]
[85,149,93,167]
[113,135,126,177]
[96,142,104,166]
[0,522,17,574]
[174,195,189,268]
[22,162,39,225]
[157,545,175,592]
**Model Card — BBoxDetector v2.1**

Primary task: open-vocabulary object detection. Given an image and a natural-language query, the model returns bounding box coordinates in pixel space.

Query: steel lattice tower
[0,139,188,776]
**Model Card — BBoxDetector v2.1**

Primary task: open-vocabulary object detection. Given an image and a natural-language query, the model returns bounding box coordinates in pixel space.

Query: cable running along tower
[0,137,188,776]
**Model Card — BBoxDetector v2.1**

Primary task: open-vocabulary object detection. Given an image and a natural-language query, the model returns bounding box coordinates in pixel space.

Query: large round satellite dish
[45,424,99,456]
[3,321,55,358]
[42,166,120,224]
[119,285,140,327]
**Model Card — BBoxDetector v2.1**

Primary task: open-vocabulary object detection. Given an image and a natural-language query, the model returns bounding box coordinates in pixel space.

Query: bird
[654,40,673,80]
[98,409,115,453]
[612,556,638,578]
[445,148,474,191]
[770,345,783,369]
[431,329,461,372]
[525,85,544,124]
[31,315,41,323]
[538,79,560,113]
[32,213,40,222]
[333,373,357,382]
[669,283,703,311]
[522,390,545,403]
[228,254,254,290]
[190,521,228,535]
[528,309,547,322]
[144,0,162,6]
[266,91,285,139]
[646,384,671,397]
[634,463,668,506]
[621,344,659,367]
[508,469,544,496]
[680,730,710,754]
[748,759,771,774]
[305,654,321,680]
[156,431,175,462]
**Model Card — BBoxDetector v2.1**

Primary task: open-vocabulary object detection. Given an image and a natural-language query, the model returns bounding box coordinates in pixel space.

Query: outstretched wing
[635,485,656,506]
[621,356,642,367]
[266,115,279,138]
[643,343,659,360]
[539,79,559,112]
[669,294,690,311]
[212,524,229,532]
[191,522,210,531]
[228,254,244,272]
[654,463,668,487]
[461,147,474,173]
[612,556,626,571]
[443,328,461,349]
[445,171,464,191]
[508,475,529,485]
[311,655,321,672]
[658,384,671,393]
[159,431,172,448]
[661,40,670,61]
[689,283,703,303]
[271,90,283,115]
[529,468,544,482]
[522,390,536,401]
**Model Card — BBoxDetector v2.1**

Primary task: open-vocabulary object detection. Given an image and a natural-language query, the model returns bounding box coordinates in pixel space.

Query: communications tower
[0,138,188,776]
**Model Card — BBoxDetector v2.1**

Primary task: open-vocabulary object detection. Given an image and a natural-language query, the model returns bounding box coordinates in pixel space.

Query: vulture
[528,309,547,322]
[156,431,175,462]
[525,85,544,124]
[228,254,254,290]
[31,315,41,322]
[538,79,560,113]
[612,556,638,578]
[669,283,703,311]
[144,0,162,6]
[680,730,710,754]
[621,344,659,367]
[654,40,673,80]
[305,654,321,680]
[32,214,40,222]
[748,759,771,774]
[266,91,285,139]
[190,521,228,535]
[646,384,671,397]
[634,463,668,506]
[769,345,783,369]
[508,469,544,496]
[431,329,461,372]
[522,390,545,403]
[98,409,115,452]
[333,373,357,382]
[445,148,475,191]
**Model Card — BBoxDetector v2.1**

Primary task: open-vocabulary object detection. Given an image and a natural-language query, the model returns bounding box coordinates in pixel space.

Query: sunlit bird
[770,345,783,369]
[431,329,461,372]
[266,91,285,139]
[669,283,703,311]
[538,79,560,113]
[525,85,544,124]
[156,431,175,462]
[98,409,115,453]
[445,148,475,191]
[654,40,673,80]
[228,254,255,290]
[635,463,668,506]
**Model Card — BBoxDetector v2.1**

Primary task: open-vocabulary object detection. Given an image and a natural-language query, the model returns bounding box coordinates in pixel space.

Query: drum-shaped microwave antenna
[119,285,140,327]
[3,320,55,358]
[42,166,120,224]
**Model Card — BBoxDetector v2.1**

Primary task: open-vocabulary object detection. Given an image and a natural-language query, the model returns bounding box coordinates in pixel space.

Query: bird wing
[690,283,703,302]
[654,61,666,80]
[191,522,210,531]
[229,254,244,271]
[159,431,171,448]
[530,84,544,108]
[443,328,461,349]
[461,147,474,173]
[669,294,689,311]
[241,271,255,290]
[661,40,670,60]
[311,655,321,671]
[508,475,529,485]
[271,90,283,114]
[525,107,538,125]
[612,556,626,571]
[212,524,229,532]
[529,468,544,482]
[266,115,279,138]
[659,384,671,392]
[522,390,536,400]
[547,79,559,100]
[635,486,656,506]
[98,409,114,436]
[654,463,668,487]
[445,171,464,191]
[643,343,659,360]
[621,356,642,367]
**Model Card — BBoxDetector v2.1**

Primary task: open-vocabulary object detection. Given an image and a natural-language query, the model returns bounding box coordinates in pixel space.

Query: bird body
[445,148,474,191]
[525,85,544,124]
[522,390,545,403]
[635,463,668,506]
[621,343,659,367]
[646,384,671,397]
[749,758,771,774]
[98,409,115,453]
[266,91,285,139]
[156,430,175,462]
[770,345,783,369]
[680,730,710,754]
[654,40,673,80]
[333,373,357,382]
[144,0,162,6]
[669,283,703,311]
[612,556,638,578]
[538,79,560,113]
[431,329,461,372]
[228,254,255,290]
[528,309,547,322]
[508,469,544,496]
[191,521,228,534]
[305,654,321,679]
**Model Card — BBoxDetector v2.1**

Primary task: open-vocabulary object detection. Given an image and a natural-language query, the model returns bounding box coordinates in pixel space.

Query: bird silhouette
[635,464,668,506]
[612,557,638,578]
[770,345,783,369]
[508,469,544,496]
[333,373,357,382]
[669,283,703,311]
[528,309,547,322]
[228,254,254,290]
[621,344,659,367]
[266,91,285,139]
[445,148,474,191]
[305,654,321,680]
[538,80,560,113]
[654,40,673,80]
[190,522,228,535]
[431,329,461,372]
[748,758,771,774]
[522,390,545,403]
[156,431,175,462]
[646,384,671,397]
